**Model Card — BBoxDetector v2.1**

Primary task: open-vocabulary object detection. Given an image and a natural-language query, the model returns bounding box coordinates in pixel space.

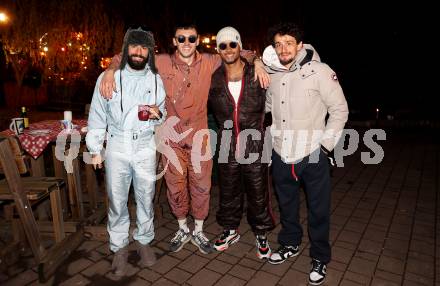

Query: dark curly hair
[267,22,304,46]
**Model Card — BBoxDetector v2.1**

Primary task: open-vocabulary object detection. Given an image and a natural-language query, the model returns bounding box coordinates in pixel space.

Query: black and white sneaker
[256,235,271,259]
[169,229,191,252]
[309,259,327,285]
[268,245,299,264]
[191,231,214,254]
[214,230,240,251]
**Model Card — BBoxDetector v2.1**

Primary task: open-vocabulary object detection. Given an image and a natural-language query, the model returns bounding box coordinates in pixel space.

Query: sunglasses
[176,35,197,44]
[218,42,238,50]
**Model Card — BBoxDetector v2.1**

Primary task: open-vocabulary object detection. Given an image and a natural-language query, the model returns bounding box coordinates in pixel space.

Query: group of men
[86,21,348,285]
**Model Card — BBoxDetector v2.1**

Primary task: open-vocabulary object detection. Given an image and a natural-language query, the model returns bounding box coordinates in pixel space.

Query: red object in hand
[138,105,151,121]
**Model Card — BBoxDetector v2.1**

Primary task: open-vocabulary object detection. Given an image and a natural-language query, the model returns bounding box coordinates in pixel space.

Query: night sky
[1,0,429,118]
[107,0,430,119]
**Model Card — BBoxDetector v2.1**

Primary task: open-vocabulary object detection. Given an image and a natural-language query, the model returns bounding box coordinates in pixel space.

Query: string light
[0,12,8,23]
[34,31,91,80]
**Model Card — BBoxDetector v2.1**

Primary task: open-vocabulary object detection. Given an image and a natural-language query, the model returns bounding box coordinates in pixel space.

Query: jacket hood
[262,44,321,72]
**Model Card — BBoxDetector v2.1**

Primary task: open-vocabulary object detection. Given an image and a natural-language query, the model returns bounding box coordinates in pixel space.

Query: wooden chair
[52,141,85,220]
[0,137,83,282]
[0,136,66,242]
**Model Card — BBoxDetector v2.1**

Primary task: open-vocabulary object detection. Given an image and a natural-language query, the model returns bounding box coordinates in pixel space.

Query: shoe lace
[257,235,268,248]
[195,231,210,245]
[220,230,232,240]
[311,259,323,273]
[171,229,185,243]
[277,245,293,256]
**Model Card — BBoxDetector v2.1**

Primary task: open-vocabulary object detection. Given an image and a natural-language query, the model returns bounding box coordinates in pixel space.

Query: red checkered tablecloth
[1,119,87,159]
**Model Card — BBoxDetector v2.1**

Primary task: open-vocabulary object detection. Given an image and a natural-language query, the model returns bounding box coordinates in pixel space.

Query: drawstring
[291,164,298,181]
[154,74,157,103]
[120,71,123,112]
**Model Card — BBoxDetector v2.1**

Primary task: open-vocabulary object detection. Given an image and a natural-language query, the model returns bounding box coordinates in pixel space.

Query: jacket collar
[122,65,150,76]
[263,44,321,73]
[218,58,250,78]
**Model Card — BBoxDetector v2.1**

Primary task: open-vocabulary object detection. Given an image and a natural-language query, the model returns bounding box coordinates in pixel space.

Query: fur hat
[120,27,157,73]
[216,26,242,50]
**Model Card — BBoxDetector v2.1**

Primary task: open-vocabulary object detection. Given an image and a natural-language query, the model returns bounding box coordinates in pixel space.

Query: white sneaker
[268,245,299,264]
[309,259,327,285]
[256,234,271,259]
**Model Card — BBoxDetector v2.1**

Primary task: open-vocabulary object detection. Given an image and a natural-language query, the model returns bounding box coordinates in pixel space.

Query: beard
[279,57,294,66]
[127,54,148,70]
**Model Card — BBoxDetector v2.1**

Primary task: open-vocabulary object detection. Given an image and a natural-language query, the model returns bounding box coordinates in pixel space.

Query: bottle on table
[21,106,29,129]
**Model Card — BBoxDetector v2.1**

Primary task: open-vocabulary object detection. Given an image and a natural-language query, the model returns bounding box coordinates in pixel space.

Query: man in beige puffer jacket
[264,22,348,286]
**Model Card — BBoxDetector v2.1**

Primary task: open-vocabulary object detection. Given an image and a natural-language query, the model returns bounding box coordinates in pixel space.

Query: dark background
[0,0,434,120]
[110,0,432,120]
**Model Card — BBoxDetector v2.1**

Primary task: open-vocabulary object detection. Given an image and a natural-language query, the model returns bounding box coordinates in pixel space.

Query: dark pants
[216,157,275,235]
[272,149,331,263]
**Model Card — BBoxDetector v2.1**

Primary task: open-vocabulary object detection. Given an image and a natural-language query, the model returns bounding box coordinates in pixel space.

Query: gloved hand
[320,145,336,167]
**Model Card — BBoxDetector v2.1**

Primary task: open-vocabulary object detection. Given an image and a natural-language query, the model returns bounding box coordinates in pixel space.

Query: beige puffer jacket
[264,44,349,163]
